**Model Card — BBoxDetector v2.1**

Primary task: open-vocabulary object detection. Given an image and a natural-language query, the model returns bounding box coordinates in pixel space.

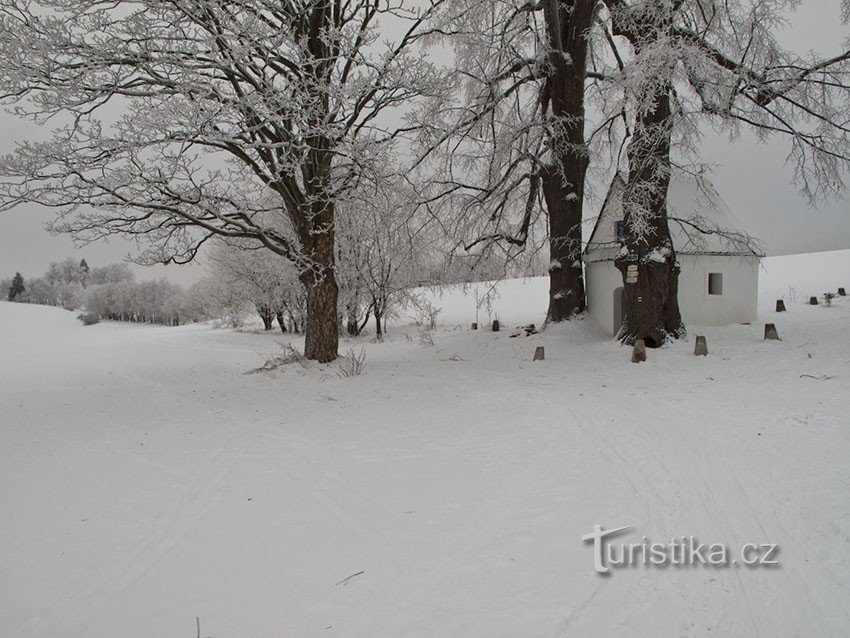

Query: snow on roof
[584,172,765,262]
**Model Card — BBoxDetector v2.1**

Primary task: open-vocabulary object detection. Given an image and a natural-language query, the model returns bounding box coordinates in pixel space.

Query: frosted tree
[42,257,88,308]
[87,264,136,287]
[84,278,185,324]
[20,277,59,306]
[599,0,850,345]
[45,258,87,288]
[417,0,599,321]
[337,180,430,338]
[0,0,449,362]
[205,239,306,333]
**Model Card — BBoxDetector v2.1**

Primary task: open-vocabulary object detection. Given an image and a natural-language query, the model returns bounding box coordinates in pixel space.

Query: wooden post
[809,296,819,305]
[533,346,545,361]
[471,322,478,330]
[694,335,708,356]
[631,339,647,363]
[775,299,786,312]
[492,320,500,332]
[839,288,846,297]
[764,323,780,340]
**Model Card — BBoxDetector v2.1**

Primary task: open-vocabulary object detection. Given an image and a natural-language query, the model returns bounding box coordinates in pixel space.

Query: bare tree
[206,239,306,333]
[337,180,428,339]
[0,0,449,362]
[85,278,185,325]
[418,0,599,322]
[599,0,850,345]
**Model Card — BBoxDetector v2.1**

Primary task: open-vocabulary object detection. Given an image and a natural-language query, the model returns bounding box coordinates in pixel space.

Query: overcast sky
[0,0,847,285]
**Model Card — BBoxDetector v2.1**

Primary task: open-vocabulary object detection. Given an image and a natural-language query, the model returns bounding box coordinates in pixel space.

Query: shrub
[337,346,367,378]
[246,341,305,374]
[77,312,100,326]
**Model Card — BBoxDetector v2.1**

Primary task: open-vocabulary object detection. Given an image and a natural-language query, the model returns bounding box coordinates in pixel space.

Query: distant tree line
[3,258,203,326]
[4,254,312,330]
[4,241,544,334]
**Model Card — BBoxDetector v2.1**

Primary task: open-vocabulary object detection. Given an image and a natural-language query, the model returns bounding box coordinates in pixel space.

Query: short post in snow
[533,346,545,362]
[809,296,819,305]
[775,299,786,312]
[471,322,478,330]
[764,323,780,340]
[694,335,708,356]
[492,320,500,332]
[838,287,846,297]
[631,339,647,363]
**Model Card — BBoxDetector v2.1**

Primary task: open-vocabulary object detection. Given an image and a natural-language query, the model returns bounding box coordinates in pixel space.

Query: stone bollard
[809,296,819,305]
[492,320,500,332]
[839,288,846,297]
[775,299,786,312]
[471,322,478,330]
[764,323,780,340]
[631,339,647,363]
[533,346,545,361]
[694,335,708,356]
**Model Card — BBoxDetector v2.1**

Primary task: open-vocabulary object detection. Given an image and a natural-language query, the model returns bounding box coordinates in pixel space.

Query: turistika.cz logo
[582,525,780,574]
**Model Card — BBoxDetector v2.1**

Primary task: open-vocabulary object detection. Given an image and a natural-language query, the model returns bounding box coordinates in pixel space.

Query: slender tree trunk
[257,305,274,331]
[276,311,287,333]
[288,309,301,334]
[373,302,383,340]
[541,0,595,321]
[346,296,360,336]
[614,83,684,346]
[358,306,371,335]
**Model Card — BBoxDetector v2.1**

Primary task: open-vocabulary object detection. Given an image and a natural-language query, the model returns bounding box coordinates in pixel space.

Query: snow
[1,251,849,637]
[644,245,671,263]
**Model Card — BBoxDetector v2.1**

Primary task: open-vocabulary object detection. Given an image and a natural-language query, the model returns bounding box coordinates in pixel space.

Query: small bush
[246,341,305,374]
[77,312,100,326]
[337,346,367,378]
[419,329,435,347]
[823,292,836,307]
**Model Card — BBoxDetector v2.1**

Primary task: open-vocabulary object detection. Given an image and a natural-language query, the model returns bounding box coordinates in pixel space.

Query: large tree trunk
[614,83,684,346]
[543,165,585,320]
[541,0,595,321]
[604,0,686,347]
[301,226,339,362]
[303,274,339,362]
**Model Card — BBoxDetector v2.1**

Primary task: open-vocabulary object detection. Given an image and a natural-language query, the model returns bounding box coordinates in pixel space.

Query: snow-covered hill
[1,250,848,637]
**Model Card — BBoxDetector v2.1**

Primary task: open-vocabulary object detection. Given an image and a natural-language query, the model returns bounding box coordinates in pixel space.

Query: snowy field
[1,250,849,638]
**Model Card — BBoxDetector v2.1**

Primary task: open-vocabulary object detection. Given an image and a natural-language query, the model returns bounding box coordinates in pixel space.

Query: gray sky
[0,0,847,285]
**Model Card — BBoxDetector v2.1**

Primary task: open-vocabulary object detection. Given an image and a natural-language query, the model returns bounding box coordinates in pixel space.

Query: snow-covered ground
[1,250,848,637]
